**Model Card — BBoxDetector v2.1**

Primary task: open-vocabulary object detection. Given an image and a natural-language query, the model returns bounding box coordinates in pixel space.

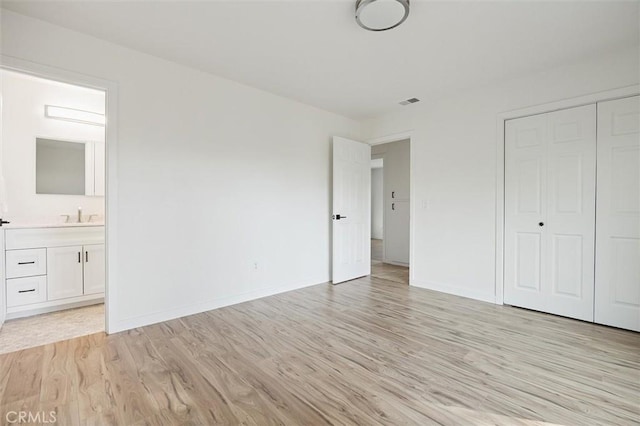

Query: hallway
[370,238,409,285]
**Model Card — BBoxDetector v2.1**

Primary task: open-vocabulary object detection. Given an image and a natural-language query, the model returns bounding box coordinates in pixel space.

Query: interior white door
[332,136,371,284]
[505,113,548,312]
[83,244,105,295]
[0,230,5,330]
[595,96,640,331]
[505,104,596,321]
[48,245,84,301]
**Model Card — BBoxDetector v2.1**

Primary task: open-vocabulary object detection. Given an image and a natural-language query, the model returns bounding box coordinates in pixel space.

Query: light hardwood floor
[371,259,409,285]
[0,268,638,425]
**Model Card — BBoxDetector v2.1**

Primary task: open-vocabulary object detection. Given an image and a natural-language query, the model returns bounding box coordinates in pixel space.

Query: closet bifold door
[595,96,640,332]
[504,104,596,322]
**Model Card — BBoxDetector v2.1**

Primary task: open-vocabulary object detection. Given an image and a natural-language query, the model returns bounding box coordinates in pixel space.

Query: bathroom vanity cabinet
[3,225,104,319]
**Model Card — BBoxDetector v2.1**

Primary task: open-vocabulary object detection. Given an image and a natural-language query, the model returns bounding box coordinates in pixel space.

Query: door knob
[539,222,544,227]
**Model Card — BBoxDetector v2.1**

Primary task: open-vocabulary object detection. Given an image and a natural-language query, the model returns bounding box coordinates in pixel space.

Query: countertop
[1,222,105,230]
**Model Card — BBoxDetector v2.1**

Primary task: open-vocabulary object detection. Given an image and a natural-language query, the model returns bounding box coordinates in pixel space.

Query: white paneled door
[505,104,596,321]
[332,136,371,284]
[0,231,5,331]
[595,96,640,331]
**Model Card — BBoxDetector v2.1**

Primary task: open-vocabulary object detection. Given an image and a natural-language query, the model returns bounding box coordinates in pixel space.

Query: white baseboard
[7,297,104,320]
[110,278,327,333]
[410,279,495,304]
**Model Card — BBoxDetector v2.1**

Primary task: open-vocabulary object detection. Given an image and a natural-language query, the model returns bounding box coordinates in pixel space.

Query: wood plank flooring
[0,267,638,425]
[371,260,409,285]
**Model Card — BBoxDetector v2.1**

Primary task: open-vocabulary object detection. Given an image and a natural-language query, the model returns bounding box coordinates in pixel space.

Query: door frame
[494,85,639,305]
[367,130,414,281]
[1,55,119,334]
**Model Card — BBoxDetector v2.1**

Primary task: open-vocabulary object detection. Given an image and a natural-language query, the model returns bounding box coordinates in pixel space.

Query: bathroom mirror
[36,138,86,195]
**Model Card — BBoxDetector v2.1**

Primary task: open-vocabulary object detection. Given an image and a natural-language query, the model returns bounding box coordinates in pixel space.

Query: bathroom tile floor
[0,303,104,354]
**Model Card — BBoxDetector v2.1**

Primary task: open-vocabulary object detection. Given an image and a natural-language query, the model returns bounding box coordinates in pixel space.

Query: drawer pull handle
[78,252,81,263]
[86,251,89,263]
[18,289,36,293]
[18,261,36,265]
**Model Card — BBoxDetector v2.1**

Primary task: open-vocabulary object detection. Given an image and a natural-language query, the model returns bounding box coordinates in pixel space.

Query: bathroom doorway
[369,138,410,285]
[0,65,112,353]
[371,157,384,261]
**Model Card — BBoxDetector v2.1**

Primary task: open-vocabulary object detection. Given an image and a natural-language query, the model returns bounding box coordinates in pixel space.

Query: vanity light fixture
[355,0,410,32]
[44,105,105,127]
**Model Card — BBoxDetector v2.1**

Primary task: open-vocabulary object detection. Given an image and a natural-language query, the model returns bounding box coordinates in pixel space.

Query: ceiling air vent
[399,97,420,106]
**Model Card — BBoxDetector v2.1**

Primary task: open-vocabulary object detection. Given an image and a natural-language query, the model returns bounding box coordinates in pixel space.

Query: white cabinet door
[385,200,409,264]
[505,104,596,322]
[83,141,105,197]
[84,141,95,196]
[83,244,105,295]
[93,142,105,197]
[47,245,84,301]
[595,96,640,331]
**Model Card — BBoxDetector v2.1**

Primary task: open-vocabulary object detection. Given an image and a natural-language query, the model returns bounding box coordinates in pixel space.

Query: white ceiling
[3,0,638,119]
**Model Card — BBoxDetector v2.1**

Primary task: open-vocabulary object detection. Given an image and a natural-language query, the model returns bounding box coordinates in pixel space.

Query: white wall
[371,167,383,239]
[1,70,105,223]
[1,10,361,332]
[363,47,640,303]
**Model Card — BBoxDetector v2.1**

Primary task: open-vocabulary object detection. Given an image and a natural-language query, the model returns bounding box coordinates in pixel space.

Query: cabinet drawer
[6,248,47,278]
[6,276,47,307]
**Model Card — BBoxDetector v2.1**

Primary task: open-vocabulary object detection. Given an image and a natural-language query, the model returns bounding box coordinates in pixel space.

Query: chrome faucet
[77,207,82,223]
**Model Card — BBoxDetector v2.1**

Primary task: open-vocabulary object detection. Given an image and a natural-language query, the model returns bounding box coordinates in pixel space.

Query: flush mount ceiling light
[355,0,410,32]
